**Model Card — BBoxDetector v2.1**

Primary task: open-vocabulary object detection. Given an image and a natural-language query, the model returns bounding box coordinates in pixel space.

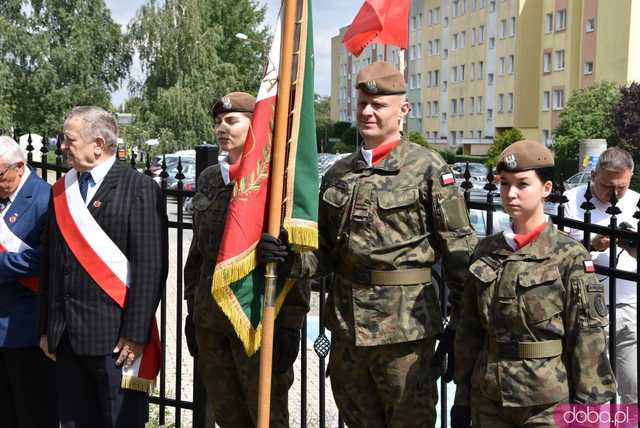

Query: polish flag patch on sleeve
[441,173,455,186]
[584,260,595,273]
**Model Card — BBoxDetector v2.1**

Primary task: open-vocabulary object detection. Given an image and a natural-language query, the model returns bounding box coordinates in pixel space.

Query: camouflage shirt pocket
[518,265,564,326]
[376,187,425,237]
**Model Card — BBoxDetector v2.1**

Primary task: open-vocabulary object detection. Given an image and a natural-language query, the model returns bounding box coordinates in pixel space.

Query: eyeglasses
[0,164,16,179]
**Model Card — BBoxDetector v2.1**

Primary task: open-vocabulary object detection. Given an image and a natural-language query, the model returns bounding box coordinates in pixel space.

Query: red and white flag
[343,0,411,56]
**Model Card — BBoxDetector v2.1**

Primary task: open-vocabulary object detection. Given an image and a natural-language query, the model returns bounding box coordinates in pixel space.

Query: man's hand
[39,335,56,361]
[591,234,610,251]
[258,230,294,278]
[114,338,145,369]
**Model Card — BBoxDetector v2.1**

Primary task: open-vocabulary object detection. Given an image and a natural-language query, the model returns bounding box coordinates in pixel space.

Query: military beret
[356,61,406,95]
[496,140,555,172]
[211,92,256,117]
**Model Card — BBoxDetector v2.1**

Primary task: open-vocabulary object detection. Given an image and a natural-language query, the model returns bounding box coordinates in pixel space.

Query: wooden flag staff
[258,0,297,427]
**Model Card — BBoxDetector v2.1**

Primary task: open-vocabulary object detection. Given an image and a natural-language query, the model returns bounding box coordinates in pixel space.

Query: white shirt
[1,167,31,216]
[360,147,373,167]
[218,153,231,185]
[564,184,639,304]
[84,155,116,205]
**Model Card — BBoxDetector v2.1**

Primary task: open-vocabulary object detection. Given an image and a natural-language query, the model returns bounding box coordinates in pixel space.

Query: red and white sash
[0,216,39,293]
[52,170,161,394]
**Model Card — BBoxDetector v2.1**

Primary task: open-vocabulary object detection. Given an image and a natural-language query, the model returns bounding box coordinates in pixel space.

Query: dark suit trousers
[56,335,149,428]
[0,346,58,428]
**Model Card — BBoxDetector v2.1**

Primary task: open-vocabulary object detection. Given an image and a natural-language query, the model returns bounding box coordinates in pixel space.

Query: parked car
[564,171,591,190]
[150,150,196,176]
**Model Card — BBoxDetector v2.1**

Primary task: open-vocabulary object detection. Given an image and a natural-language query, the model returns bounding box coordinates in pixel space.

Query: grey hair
[596,147,634,173]
[0,136,27,165]
[64,106,118,150]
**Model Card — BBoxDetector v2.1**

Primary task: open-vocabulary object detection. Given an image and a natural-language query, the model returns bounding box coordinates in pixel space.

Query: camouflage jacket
[297,141,476,346]
[454,224,616,407]
[184,164,310,332]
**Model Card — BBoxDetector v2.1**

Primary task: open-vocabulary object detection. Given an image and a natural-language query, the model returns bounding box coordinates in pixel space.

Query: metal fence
[22,134,640,427]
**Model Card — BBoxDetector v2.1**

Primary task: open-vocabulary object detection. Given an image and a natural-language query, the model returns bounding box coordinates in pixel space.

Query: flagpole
[258,0,297,426]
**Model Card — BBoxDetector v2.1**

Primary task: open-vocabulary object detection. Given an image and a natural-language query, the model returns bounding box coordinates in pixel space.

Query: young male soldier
[261,61,477,427]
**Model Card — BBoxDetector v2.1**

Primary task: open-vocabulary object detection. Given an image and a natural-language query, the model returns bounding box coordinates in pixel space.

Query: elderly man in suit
[0,136,56,428]
[39,106,168,428]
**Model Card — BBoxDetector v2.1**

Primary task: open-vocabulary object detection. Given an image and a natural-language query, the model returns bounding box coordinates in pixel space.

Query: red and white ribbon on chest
[52,170,160,393]
[0,215,39,293]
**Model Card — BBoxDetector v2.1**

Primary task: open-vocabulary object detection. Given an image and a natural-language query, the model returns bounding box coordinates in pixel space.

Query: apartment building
[331,0,639,155]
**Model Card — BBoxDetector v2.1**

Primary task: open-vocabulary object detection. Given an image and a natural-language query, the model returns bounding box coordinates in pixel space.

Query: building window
[472,28,477,46]
[477,96,483,113]
[488,73,494,85]
[460,98,465,114]
[479,25,485,43]
[410,103,416,118]
[452,66,458,82]
[586,18,596,32]
[460,31,466,49]
[510,16,516,36]
[470,96,475,114]
[553,89,565,110]
[489,1,496,12]
[470,62,476,80]
[487,108,493,121]
[500,19,507,38]
[435,39,440,55]
[498,94,504,113]
[458,130,464,141]
[452,0,460,17]
[428,41,433,56]
[508,55,514,74]
[508,93,513,112]
[428,9,433,25]
[442,112,447,123]
[434,70,440,85]
[434,7,440,24]
[555,50,565,70]
[489,37,495,49]
[452,34,458,50]
[417,73,422,88]
[584,61,594,75]
[478,61,484,79]
[543,129,550,145]
[416,102,422,117]
[543,52,552,73]
[499,57,505,75]
[460,64,465,81]
[451,99,458,115]
[542,91,550,111]
[556,9,567,31]
[417,44,422,59]
[433,101,439,115]
[443,80,448,91]
[444,48,448,59]
[427,71,432,86]
[545,13,553,33]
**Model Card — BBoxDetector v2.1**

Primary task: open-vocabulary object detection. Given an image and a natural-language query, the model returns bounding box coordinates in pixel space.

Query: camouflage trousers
[195,326,294,428]
[328,338,438,428]
[471,392,559,427]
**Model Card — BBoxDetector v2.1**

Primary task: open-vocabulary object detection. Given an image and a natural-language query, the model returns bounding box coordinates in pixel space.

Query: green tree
[611,82,640,191]
[315,95,333,152]
[408,131,431,149]
[486,128,524,166]
[0,0,131,133]
[127,0,268,151]
[553,81,621,161]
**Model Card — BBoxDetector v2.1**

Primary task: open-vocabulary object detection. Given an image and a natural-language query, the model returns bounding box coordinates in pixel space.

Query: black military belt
[337,266,432,285]
[488,338,563,359]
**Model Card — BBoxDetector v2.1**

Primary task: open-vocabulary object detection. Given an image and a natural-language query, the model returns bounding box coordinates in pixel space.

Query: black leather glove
[273,327,300,374]
[258,230,294,278]
[185,313,198,358]
[450,405,471,428]
[432,324,455,382]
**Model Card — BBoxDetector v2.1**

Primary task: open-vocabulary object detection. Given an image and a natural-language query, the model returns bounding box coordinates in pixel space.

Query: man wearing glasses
[0,136,56,427]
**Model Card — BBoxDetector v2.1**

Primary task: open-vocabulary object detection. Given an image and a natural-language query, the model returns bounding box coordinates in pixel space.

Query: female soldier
[452,140,616,427]
[183,92,308,428]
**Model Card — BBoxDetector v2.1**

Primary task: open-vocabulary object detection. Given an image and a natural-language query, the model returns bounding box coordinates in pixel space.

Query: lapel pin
[93,200,102,208]
[8,214,17,223]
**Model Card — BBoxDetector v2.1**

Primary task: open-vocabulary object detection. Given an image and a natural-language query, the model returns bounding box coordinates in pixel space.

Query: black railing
[22,136,640,427]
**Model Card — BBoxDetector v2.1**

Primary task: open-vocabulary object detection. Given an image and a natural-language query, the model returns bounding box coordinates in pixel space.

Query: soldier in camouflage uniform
[452,140,616,428]
[183,92,310,428]
[288,61,477,428]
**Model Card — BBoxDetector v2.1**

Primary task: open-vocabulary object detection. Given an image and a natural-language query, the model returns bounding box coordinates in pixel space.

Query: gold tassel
[121,375,155,394]
[283,220,318,251]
